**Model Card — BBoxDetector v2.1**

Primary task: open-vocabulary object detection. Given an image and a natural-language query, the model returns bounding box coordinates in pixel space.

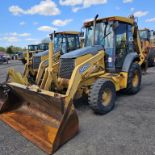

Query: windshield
[54,34,63,53]
[28,45,38,51]
[54,34,80,54]
[38,44,48,51]
[139,30,149,40]
[85,22,114,49]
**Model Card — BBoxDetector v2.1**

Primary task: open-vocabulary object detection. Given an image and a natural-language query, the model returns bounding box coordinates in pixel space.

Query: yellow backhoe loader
[0,15,146,154]
[22,43,49,64]
[8,31,81,84]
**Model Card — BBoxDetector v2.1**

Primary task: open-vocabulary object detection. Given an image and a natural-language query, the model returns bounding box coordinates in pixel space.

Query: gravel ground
[0,60,155,155]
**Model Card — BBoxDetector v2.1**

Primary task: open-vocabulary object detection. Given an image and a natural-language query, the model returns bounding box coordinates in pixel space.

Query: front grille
[59,58,75,79]
[32,56,41,69]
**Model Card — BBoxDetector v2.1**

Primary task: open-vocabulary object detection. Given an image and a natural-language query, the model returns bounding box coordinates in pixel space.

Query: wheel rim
[132,71,139,87]
[102,88,112,106]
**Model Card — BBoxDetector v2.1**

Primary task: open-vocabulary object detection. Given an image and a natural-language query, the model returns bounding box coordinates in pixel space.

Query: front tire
[88,79,116,115]
[124,63,142,94]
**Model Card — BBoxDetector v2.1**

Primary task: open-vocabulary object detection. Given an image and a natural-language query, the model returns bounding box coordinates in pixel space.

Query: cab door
[115,23,134,70]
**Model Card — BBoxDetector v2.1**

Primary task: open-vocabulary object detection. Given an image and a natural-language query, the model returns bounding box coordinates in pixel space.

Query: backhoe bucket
[0,83,79,154]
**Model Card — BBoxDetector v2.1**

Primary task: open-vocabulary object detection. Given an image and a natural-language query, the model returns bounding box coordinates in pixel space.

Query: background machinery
[8,31,81,84]
[0,15,146,154]
[19,43,49,65]
[139,28,155,66]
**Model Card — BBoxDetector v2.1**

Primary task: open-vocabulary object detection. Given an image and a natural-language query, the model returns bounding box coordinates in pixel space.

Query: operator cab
[84,17,135,72]
[50,32,80,55]
[38,43,49,51]
[139,29,151,41]
[28,45,39,51]
[28,45,39,57]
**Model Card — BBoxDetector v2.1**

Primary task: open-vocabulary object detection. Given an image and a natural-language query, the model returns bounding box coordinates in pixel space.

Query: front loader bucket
[0,83,79,154]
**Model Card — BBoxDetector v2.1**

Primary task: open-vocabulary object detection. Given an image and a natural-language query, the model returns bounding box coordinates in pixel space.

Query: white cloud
[9,0,60,16]
[9,32,18,36]
[20,33,31,37]
[38,26,57,32]
[145,18,155,23]
[115,6,121,10]
[60,0,107,12]
[25,38,40,44]
[1,32,31,44]
[84,18,93,22]
[3,36,19,43]
[33,22,38,25]
[130,7,135,12]
[134,11,149,17]
[59,0,82,6]
[72,7,81,12]
[52,19,72,27]
[7,32,31,37]
[83,0,107,8]
[123,0,133,3]
[26,38,36,41]
[9,6,24,16]
[20,21,26,26]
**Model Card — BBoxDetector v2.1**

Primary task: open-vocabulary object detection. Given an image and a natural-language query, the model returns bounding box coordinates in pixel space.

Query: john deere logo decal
[79,64,90,74]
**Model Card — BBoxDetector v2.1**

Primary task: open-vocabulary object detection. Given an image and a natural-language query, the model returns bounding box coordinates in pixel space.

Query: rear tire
[88,79,116,115]
[148,48,155,67]
[124,63,142,94]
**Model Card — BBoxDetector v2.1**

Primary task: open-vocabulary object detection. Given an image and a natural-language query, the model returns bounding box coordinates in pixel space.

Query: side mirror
[112,21,119,29]
[49,31,56,41]
[49,34,53,40]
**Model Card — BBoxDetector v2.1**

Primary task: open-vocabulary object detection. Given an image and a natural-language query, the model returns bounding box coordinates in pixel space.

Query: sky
[0,0,155,48]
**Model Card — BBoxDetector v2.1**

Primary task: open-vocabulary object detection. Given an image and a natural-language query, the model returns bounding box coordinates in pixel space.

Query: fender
[122,52,139,72]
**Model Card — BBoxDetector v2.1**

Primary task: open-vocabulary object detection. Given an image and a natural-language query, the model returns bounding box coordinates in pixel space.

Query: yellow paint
[102,88,112,106]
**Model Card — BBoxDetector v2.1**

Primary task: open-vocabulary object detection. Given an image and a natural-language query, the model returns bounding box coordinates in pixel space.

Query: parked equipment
[8,31,81,84]
[139,28,155,66]
[0,55,8,64]
[20,43,49,65]
[0,15,146,154]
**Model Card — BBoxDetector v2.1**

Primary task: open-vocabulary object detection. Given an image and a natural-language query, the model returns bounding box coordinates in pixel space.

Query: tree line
[0,46,26,54]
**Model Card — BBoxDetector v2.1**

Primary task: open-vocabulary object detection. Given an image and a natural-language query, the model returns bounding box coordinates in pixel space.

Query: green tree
[6,46,13,54]
[0,46,6,52]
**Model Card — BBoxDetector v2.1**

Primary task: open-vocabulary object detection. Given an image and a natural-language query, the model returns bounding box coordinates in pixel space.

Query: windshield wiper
[104,31,112,39]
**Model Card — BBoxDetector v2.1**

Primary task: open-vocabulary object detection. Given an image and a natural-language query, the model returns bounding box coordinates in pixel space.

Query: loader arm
[35,59,48,85]
[36,51,61,86]
[64,50,105,104]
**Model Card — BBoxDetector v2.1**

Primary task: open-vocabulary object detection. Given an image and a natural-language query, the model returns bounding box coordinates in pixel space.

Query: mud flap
[0,83,79,154]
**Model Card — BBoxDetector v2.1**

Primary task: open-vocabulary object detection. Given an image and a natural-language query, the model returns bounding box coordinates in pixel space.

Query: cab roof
[84,16,134,27]
[28,44,38,46]
[51,31,80,35]
[139,28,150,31]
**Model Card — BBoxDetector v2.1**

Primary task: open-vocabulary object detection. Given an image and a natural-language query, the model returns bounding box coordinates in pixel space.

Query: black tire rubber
[148,48,155,67]
[88,79,116,115]
[123,63,142,94]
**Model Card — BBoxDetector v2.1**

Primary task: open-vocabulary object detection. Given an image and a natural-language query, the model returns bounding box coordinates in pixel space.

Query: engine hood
[60,45,104,59]
[34,50,49,57]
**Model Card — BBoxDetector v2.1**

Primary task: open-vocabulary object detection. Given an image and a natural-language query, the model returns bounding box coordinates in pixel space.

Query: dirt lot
[0,60,155,155]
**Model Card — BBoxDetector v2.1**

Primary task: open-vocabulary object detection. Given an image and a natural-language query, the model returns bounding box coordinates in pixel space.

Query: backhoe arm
[133,20,145,65]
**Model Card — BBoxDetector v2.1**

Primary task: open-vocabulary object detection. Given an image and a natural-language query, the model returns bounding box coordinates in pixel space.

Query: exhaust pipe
[93,14,99,46]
